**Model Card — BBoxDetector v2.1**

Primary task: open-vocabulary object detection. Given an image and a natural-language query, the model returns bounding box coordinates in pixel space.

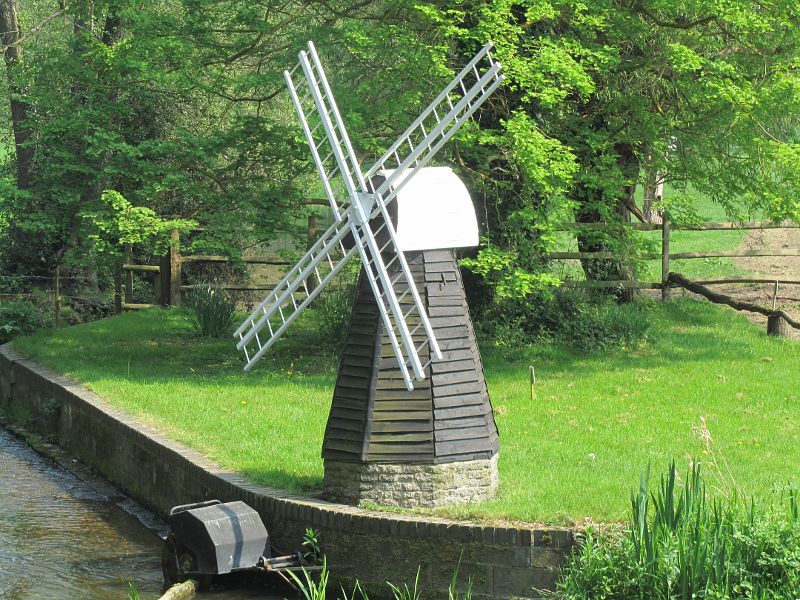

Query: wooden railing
[115,229,293,312]
[551,218,800,301]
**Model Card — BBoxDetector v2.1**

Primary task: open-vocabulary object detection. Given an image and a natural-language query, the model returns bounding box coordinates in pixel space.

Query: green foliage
[301,528,321,564]
[424,0,800,297]
[480,288,650,353]
[558,462,800,599]
[126,581,140,600]
[286,557,330,600]
[81,191,194,259]
[182,285,235,337]
[387,567,422,600]
[310,259,360,348]
[0,301,47,344]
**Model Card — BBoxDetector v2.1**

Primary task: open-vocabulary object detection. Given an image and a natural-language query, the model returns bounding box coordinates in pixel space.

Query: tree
[0,0,33,190]
[423,0,800,302]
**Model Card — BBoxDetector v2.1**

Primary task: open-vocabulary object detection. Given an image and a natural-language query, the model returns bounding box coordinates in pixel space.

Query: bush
[183,285,236,337]
[479,287,650,352]
[309,260,360,349]
[0,301,48,343]
[558,462,800,599]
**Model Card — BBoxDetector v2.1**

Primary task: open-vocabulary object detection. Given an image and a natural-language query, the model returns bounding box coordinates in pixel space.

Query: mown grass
[12,300,800,524]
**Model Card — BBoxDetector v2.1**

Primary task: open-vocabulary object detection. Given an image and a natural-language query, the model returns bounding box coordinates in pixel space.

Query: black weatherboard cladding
[323,250,499,464]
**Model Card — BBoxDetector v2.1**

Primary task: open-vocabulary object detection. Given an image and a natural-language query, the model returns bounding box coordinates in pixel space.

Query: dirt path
[676,226,800,338]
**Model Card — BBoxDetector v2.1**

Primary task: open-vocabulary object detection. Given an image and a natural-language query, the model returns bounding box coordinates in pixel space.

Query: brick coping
[0,344,575,598]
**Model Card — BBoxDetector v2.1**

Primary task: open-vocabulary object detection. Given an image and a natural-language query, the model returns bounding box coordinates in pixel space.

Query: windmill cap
[379,166,479,252]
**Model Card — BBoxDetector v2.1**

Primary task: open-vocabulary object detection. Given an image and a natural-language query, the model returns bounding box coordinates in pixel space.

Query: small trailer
[161,500,317,589]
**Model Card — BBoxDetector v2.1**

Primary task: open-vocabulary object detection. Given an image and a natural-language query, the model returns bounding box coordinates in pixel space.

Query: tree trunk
[575,142,640,303]
[0,0,34,190]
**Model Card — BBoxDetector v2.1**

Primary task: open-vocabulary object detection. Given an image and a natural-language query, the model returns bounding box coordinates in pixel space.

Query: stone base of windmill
[323,455,498,508]
[321,249,500,509]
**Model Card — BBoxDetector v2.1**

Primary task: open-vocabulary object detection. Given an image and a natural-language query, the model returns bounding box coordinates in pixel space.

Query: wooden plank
[428,305,466,317]
[121,302,159,310]
[429,315,468,328]
[431,359,476,374]
[169,228,181,306]
[554,220,800,232]
[374,389,431,401]
[427,295,463,307]
[326,406,367,420]
[336,375,372,388]
[373,400,433,412]
[371,410,432,421]
[435,437,494,457]
[434,405,489,420]
[561,280,662,290]
[369,421,433,434]
[341,354,374,368]
[435,426,491,442]
[668,272,800,329]
[433,393,486,409]
[425,271,457,283]
[549,251,661,260]
[435,337,473,351]
[330,397,368,411]
[181,255,290,265]
[339,364,372,379]
[367,442,434,455]
[424,261,457,273]
[432,370,477,386]
[326,427,365,442]
[366,451,434,462]
[556,221,661,231]
[428,282,462,296]
[324,438,363,453]
[369,432,433,443]
[122,263,160,272]
[689,276,800,285]
[431,325,470,340]
[435,349,476,362]
[434,416,490,430]
[423,250,454,262]
[671,249,800,259]
[433,381,484,397]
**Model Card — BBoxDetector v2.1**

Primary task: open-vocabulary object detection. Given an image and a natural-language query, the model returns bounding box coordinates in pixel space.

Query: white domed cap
[380,166,479,251]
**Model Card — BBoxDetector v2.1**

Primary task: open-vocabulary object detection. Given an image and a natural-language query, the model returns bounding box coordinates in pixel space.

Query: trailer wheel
[161,533,183,587]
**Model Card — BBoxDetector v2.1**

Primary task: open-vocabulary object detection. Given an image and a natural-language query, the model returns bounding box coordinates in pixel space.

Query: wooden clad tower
[322,250,499,506]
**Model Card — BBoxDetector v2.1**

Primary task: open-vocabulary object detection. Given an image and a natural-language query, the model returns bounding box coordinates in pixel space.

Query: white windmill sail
[235,41,504,389]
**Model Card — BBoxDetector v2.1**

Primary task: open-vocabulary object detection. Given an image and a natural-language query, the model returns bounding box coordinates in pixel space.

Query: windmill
[234,42,504,507]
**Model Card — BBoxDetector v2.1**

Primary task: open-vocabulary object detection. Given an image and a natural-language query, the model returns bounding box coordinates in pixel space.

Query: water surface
[0,427,286,599]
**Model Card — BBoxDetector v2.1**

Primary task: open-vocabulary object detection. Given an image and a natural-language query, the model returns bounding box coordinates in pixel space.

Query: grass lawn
[11,301,800,525]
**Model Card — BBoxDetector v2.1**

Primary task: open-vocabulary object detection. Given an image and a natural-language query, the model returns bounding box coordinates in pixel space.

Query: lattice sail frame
[234,41,504,390]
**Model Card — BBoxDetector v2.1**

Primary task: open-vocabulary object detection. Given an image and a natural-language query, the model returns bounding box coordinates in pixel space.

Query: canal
[0,427,285,599]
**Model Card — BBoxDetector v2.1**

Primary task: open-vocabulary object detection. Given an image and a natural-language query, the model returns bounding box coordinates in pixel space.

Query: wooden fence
[115,228,294,312]
[551,219,800,301]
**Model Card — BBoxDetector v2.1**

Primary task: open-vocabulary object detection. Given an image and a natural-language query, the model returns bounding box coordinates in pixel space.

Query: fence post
[124,243,134,304]
[306,215,320,292]
[661,216,671,301]
[114,265,122,314]
[169,229,182,306]
[54,265,61,328]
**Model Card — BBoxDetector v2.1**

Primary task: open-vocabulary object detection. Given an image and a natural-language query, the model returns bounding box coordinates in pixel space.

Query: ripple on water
[0,428,164,599]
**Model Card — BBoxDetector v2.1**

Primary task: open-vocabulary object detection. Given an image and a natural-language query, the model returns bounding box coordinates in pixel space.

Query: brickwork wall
[0,346,574,599]
[324,455,499,507]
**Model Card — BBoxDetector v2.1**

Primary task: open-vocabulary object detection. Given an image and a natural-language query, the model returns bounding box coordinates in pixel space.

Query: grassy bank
[12,300,800,524]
